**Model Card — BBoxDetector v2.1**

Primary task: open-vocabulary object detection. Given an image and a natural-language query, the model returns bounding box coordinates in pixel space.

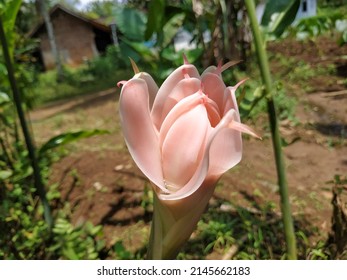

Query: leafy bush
[288,6,347,43]
[0,89,111,259]
[83,45,128,79]
[30,46,132,107]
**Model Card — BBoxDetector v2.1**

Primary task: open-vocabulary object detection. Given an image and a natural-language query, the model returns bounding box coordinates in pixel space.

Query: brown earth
[29,36,347,259]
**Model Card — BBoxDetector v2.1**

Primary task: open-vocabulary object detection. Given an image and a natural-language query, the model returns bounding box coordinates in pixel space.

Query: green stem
[0,16,53,230]
[219,0,229,55]
[244,0,297,259]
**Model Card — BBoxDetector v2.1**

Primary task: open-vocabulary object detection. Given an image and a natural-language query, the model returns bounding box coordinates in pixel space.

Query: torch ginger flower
[118,57,259,259]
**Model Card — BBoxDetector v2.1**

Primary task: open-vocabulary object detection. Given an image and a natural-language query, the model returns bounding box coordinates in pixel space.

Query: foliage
[115,7,147,42]
[243,81,297,122]
[38,129,109,158]
[178,200,330,260]
[0,90,110,259]
[287,6,347,43]
[0,0,22,56]
[0,0,39,109]
[261,0,301,39]
[49,217,106,260]
[30,46,131,106]
[83,0,115,20]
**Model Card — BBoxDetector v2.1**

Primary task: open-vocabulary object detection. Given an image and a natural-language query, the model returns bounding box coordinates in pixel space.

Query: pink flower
[118,58,259,259]
[118,59,258,201]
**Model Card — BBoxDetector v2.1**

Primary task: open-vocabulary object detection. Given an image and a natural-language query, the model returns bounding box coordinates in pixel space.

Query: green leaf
[0,170,13,180]
[269,0,301,38]
[261,0,291,26]
[1,0,22,56]
[63,246,80,260]
[0,91,10,105]
[120,37,158,63]
[115,7,147,41]
[113,241,132,260]
[0,63,7,75]
[119,41,141,62]
[145,0,166,40]
[161,47,203,66]
[162,13,185,47]
[2,0,22,28]
[38,129,109,158]
[338,30,347,46]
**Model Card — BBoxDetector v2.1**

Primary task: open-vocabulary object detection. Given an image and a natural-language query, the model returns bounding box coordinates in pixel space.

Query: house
[29,4,114,70]
[295,0,317,21]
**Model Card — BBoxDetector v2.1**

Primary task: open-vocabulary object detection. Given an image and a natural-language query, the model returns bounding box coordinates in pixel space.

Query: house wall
[295,0,317,21]
[39,10,98,70]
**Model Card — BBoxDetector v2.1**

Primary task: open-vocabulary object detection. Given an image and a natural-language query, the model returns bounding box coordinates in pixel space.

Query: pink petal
[207,109,243,177]
[204,97,221,127]
[201,65,217,76]
[151,64,200,130]
[202,61,241,76]
[201,72,226,114]
[228,120,262,139]
[159,93,203,147]
[119,78,166,192]
[222,86,239,118]
[222,80,247,116]
[156,77,201,130]
[161,104,209,190]
[134,72,159,110]
[159,109,238,200]
[208,129,242,177]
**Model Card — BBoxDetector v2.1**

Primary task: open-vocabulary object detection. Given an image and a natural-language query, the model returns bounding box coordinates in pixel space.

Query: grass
[174,198,330,260]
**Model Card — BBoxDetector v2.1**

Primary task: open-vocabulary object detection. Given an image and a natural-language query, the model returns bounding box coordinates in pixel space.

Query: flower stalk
[147,177,217,259]
[244,0,297,259]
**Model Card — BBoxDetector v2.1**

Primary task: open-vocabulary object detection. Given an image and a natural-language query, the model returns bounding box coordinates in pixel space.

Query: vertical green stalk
[0,17,53,230]
[219,0,230,54]
[244,0,297,259]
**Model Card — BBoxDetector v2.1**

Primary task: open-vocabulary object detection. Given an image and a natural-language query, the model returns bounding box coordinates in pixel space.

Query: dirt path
[30,88,118,122]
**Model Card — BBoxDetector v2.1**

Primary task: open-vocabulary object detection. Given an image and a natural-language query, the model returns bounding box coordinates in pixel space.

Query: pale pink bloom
[119,60,257,201]
[118,59,258,259]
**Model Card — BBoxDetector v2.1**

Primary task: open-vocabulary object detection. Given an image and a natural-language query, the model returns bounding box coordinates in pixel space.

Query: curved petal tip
[117,80,127,88]
[129,57,140,74]
[183,53,189,65]
[229,120,262,139]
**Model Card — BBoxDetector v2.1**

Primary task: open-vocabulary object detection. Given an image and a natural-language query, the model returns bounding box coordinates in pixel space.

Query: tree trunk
[37,0,63,80]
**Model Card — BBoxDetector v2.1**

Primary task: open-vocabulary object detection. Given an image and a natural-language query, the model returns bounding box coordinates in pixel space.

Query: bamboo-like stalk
[244,0,297,259]
[0,16,53,230]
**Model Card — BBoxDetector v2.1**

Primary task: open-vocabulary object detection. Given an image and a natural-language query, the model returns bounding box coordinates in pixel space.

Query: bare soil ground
[29,36,347,259]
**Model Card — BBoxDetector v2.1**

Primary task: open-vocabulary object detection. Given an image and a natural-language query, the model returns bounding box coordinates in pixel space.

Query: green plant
[288,7,347,43]
[112,241,134,260]
[49,218,106,260]
[199,219,236,254]
[29,45,133,107]
[245,0,297,259]
[0,83,110,260]
[0,129,110,259]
